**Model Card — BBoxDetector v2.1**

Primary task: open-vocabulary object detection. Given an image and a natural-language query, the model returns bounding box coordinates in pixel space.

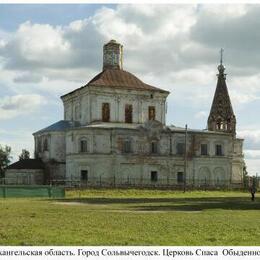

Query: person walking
[250,185,257,201]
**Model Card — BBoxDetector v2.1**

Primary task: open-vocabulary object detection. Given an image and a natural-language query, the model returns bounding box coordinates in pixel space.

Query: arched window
[227,118,231,131]
[216,119,222,130]
[213,167,226,186]
[125,104,133,123]
[201,144,208,156]
[148,106,156,120]
[102,103,110,122]
[151,141,158,154]
[198,167,211,185]
[80,139,88,153]
[215,144,223,156]
[123,139,132,153]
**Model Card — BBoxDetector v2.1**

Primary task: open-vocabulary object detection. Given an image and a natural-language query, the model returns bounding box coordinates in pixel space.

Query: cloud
[13,72,43,83]
[0,4,258,108]
[236,128,260,174]
[0,21,71,70]
[244,150,260,160]
[229,74,260,106]
[245,159,260,175]
[191,5,260,69]
[194,111,208,119]
[0,4,260,174]
[237,129,260,150]
[0,94,46,120]
[0,129,34,163]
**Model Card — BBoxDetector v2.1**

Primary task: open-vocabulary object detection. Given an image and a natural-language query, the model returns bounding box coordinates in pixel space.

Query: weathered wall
[33,115,244,187]
[35,132,66,162]
[62,87,168,125]
[5,169,44,185]
[64,126,244,186]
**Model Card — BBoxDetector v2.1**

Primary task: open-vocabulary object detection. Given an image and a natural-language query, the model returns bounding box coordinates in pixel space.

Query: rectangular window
[81,170,88,181]
[215,144,223,156]
[148,106,156,120]
[151,171,158,182]
[201,144,208,155]
[123,140,132,153]
[125,104,133,123]
[80,140,88,153]
[102,103,110,122]
[177,172,184,183]
[151,141,158,154]
[176,143,185,155]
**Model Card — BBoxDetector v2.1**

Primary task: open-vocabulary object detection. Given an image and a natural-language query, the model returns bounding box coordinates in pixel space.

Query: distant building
[5,159,45,185]
[9,40,246,187]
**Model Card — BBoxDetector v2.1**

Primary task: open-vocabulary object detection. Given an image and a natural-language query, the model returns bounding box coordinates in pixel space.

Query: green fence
[0,185,65,198]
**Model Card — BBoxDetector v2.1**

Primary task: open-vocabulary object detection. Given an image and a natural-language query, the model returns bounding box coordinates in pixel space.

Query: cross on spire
[208,48,236,135]
[220,48,224,65]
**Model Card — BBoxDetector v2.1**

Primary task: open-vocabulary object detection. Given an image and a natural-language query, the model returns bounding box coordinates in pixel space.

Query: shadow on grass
[51,196,260,212]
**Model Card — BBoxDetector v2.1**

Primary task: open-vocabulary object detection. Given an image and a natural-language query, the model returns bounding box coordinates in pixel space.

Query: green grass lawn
[0,189,260,246]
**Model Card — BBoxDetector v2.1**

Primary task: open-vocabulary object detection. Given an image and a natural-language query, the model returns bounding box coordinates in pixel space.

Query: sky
[0,4,259,175]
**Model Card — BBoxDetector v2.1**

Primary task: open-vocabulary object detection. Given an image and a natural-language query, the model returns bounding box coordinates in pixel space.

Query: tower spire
[207,50,236,135]
[220,48,224,65]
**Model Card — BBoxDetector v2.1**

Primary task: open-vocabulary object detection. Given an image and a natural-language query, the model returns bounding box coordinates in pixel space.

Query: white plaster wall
[231,163,244,183]
[192,158,231,185]
[35,132,66,162]
[50,133,66,162]
[64,126,244,187]
[33,111,243,187]
[93,134,111,154]
[62,87,168,125]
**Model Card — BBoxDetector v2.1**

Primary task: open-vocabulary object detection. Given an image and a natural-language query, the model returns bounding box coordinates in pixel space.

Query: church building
[10,40,245,187]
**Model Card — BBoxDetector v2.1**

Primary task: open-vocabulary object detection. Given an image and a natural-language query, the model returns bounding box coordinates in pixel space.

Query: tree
[0,145,12,178]
[19,149,30,161]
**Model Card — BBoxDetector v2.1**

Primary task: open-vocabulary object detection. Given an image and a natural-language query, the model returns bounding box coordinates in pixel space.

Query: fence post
[48,182,52,198]
[3,186,6,198]
[79,182,81,199]
[99,176,102,187]
[113,175,116,188]
[48,187,51,198]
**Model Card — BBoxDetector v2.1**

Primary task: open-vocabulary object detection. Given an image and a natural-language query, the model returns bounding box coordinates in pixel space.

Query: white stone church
[6,40,245,187]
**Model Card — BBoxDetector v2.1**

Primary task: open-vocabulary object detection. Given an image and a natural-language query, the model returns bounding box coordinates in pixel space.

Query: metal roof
[33,120,80,135]
[6,159,45,170]
[34,120,232,136]
[61,69,169,98]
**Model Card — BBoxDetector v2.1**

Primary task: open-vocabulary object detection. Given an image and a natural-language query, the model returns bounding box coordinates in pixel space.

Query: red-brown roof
[87,69,168,92]
[61,69,169,98]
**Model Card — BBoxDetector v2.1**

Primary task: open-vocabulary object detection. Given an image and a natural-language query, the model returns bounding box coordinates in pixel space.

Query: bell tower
[103,39,123,70]
[207,49,236,135]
